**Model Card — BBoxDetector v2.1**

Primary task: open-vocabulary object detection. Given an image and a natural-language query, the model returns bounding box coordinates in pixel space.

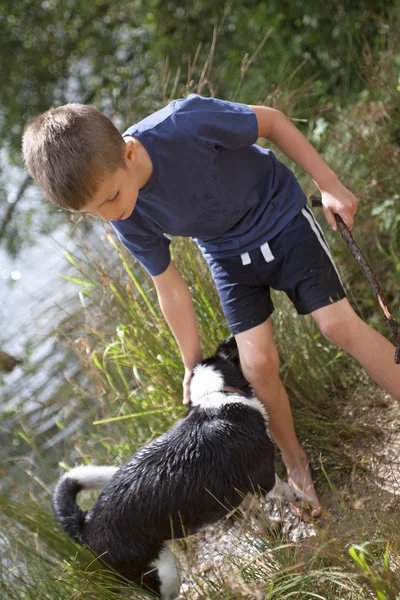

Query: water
[0,226,78,382]
[0,226,89,465]
[0,227,72,350]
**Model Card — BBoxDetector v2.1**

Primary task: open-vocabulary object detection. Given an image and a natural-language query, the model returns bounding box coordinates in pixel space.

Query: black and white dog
[53,338,311,599]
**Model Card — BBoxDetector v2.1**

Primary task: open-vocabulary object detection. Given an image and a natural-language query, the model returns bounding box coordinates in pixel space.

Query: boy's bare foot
[282,449,322,520]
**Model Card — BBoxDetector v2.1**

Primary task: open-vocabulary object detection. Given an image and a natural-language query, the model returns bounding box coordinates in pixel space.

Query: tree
[0,0,395,254]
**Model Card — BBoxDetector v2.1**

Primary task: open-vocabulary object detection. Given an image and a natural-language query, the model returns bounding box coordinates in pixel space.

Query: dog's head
[190,337,252,403]
[214,336,240,367]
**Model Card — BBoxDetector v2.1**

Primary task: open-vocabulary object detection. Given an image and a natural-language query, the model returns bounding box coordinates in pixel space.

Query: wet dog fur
[52,338,310,598]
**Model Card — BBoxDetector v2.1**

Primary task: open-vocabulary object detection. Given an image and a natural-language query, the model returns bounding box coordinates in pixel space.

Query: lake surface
[0,227,73,353]
[0,225,95,468]
[0,226,81,409]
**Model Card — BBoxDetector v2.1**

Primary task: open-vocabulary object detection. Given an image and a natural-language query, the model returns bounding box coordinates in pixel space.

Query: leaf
[93,406,181,425]
[56,274,96,288]
[17,430,33,447]
[92,350,105,373]
[348,546,370,572]
[64,251,77,267]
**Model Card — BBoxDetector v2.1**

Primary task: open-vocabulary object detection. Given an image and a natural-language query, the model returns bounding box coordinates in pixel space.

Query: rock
[0,350,22,373]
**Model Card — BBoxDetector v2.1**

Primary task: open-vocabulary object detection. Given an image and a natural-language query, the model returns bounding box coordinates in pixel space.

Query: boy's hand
[183,368,193,405]
[320,178,358,231]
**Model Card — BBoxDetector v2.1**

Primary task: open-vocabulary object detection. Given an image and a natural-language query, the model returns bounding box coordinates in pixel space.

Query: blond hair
[22,104,126,210]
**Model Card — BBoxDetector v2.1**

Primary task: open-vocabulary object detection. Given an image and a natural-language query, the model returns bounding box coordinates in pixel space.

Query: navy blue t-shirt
[111,94,307,276]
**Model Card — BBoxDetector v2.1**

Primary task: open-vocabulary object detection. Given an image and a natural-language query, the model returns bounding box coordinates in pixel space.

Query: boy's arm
[152,260,203,404]
[248,105,358,231]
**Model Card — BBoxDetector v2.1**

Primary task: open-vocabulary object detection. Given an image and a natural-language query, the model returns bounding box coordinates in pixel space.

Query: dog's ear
[215,337,240,365]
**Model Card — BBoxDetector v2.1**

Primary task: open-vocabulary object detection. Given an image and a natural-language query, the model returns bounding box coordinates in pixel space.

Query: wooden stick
[310,195,400,365]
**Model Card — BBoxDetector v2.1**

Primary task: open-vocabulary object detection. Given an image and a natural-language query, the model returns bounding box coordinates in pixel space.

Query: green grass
[2,226,398,599]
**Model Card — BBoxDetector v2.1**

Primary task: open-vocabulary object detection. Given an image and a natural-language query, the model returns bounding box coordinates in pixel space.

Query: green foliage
[1,217,393,597]
[348,541,396,600]
[1,483,400,598]
[0,0,398,253]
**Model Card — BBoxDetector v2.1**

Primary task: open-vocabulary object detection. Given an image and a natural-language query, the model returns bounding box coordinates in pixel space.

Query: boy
[22,95,400,517]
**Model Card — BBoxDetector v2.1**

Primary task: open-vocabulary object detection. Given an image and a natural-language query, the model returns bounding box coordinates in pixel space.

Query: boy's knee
[318,316,357,349]
[240,346,280,384]
[313,300,363,350]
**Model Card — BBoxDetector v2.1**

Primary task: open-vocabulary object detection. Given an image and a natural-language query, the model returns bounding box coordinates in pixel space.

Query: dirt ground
[174,377,400,598]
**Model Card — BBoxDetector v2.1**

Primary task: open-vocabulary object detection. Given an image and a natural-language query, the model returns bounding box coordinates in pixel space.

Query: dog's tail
[52,465,119,543]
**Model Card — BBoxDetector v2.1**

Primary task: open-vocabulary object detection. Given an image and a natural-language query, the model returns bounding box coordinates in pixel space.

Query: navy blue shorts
[206,206,346,335]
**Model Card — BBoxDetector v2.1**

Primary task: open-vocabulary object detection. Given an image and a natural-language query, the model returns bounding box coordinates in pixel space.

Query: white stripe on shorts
[300,207,345,289]
[303,204,330,247]
[240,252,251,265]
[260,241,275,262]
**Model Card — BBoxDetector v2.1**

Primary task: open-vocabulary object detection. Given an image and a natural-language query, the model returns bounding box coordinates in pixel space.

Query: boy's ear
[123,139,138,164]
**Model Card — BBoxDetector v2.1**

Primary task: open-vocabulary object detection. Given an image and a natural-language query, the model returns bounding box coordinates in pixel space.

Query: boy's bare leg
[312,298,400,402]
[235,320,322,518]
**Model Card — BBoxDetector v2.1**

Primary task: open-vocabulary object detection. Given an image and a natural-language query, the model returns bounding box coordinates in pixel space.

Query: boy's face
[74,140,141,222]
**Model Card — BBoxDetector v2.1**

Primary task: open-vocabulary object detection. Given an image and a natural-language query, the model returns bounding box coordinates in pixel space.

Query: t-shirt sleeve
[174,94,259,150]
[110,220,171,277]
